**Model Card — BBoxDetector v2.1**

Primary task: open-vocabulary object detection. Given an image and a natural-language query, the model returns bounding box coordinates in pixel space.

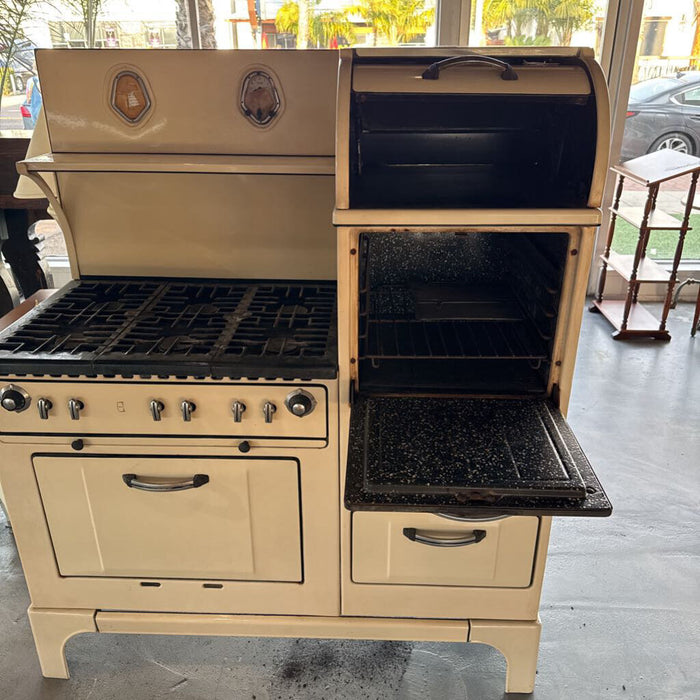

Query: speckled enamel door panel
[33,456,302,581]
[352,513,538,587]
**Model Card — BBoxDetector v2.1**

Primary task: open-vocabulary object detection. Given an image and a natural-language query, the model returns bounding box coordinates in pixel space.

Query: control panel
[0,381,328,440]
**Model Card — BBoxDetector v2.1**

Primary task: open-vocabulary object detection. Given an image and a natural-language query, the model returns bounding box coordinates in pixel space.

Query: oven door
[345,396,611,516]
[33,455,302,581]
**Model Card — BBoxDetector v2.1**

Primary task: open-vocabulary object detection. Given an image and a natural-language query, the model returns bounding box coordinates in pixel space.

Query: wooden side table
[591,150,700,340]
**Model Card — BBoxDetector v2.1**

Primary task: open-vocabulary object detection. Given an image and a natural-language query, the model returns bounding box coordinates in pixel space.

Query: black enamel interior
[357,231,569,395]
[350,92,597,209]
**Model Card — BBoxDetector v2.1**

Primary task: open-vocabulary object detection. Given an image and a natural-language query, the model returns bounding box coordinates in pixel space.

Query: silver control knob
[263,401,276,423]
[0,384,30,413]
[150,400,164,422]
[181,400,196,422]
[285,390,316,418]
[37,398,53,420]
[232,401,246,423]
[68,399,84,421]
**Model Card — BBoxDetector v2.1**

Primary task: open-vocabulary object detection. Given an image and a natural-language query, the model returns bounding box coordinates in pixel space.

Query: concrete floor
[0,302,698,700]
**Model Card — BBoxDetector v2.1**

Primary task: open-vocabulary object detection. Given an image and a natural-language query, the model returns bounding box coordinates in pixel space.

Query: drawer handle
[402,528,487,548]
[437,513,509,523]
[122,473,209,492]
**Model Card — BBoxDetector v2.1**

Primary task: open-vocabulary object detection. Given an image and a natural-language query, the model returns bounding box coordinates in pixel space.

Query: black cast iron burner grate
[0,278,337,378]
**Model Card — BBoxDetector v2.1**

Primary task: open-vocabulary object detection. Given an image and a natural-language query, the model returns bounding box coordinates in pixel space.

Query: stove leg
[27,606,97,679]
[469,618,541,694]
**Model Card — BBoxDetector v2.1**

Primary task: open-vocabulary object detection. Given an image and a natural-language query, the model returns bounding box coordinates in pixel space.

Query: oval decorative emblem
[240,70,281,127]
[111,71,151,124]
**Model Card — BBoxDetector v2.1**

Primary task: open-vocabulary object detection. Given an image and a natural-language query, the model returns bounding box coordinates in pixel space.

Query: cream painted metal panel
[21,153,335,176]
[332,209,602,226]
[36,50,338,156]
[0,382,328,440]
[55,172,335,279]
[352,513,538,588]
[352,64,591,95]
[33,456,302,581]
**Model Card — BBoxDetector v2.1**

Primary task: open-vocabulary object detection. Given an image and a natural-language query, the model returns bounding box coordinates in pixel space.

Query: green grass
[611,213,700,259]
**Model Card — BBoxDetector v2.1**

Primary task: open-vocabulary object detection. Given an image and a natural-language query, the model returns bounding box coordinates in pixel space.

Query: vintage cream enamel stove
[0,47,611,694]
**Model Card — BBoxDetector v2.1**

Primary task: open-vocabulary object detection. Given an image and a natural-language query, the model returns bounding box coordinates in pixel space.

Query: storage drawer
[352,512,538,588]
[33,455,302,581]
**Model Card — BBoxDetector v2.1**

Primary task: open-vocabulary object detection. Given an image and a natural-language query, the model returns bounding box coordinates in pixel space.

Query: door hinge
[551,383,561,408]
[349,379,356,406]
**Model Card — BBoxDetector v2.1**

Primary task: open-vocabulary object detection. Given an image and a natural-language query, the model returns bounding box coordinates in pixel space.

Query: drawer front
[352,513,538,588]
[33,455,302,581]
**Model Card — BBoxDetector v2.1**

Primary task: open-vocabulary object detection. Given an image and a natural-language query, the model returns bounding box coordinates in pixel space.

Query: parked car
[621,72,700,161]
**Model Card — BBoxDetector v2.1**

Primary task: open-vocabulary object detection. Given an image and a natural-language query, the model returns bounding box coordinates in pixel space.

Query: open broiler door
[344,231,612,517]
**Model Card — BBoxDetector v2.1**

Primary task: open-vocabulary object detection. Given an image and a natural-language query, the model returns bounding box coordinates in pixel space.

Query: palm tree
[276,0,355,47]
[350,0,434,45]
[482,0,594,46]
[691,1,700,69]
[175,0,218,49]
[549,0,594,45]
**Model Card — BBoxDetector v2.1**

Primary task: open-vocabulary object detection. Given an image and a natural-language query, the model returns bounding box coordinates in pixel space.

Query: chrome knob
[181,400,196,422]
[0,384,30,413]
[263,401,276,423]
[37,398,53,420]
[285,390,316,418]
[68,399,84,421]
[150,400,164,422]
[232,400,246,423]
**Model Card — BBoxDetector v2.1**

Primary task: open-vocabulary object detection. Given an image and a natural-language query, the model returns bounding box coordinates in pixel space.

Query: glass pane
[617,1,699,261]
[469,0,605,57]
[220,0,437,49]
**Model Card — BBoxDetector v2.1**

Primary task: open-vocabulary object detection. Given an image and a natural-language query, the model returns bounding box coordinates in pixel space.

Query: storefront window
[615,0,699,261]
[468,0,604,57]
[1,0,438,131]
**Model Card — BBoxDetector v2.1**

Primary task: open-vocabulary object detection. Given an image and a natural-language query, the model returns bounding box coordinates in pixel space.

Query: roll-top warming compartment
[344,53,600,209]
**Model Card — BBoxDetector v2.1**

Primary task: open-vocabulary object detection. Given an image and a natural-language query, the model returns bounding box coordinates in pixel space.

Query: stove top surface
[0,278,337,378]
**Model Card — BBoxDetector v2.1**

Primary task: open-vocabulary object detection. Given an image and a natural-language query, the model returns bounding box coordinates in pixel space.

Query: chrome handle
[37,398,53,420]
[150,399,164,422]
[68,399,84,421]
[402,528,487,548]
[232,400,246,423]
[437,513,509,523]
[181,400,196,422]
[263,401,276,423]
[122,473,209,491]
[421,55,518,81]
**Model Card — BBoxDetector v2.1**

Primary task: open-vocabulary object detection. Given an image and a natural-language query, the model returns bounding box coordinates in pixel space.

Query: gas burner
[0,278,337,378]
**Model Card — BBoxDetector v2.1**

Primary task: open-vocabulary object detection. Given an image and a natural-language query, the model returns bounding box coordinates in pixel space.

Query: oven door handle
[402,527,487,547]
[122,473,210,492]
[421,55,518,82]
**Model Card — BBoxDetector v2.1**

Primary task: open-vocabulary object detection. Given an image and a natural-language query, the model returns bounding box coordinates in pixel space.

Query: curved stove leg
[27,607,97,679]
[469,617,542,694]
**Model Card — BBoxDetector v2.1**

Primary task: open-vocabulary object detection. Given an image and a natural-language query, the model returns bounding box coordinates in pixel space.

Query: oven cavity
[357,231,568,395]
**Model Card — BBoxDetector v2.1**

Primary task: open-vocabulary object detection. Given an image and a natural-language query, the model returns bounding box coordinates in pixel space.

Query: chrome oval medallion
[111,71,151,124]
[240,70,281,127]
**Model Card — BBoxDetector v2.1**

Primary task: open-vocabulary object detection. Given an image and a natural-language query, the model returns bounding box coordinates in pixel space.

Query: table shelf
[600,252,671,283]
[595,150,700,340]
[609,206,684,231]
